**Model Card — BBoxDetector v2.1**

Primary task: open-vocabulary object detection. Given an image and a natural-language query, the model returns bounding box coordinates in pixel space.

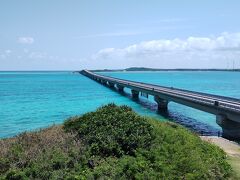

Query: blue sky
[0,0,240,70]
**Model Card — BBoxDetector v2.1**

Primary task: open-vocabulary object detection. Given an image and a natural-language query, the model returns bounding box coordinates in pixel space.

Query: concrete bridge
[81,70,240,140]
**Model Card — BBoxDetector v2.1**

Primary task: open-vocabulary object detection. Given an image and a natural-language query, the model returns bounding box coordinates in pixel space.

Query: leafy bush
[5,169,27,180]
[0,104,234,179]
[64,103,154,157]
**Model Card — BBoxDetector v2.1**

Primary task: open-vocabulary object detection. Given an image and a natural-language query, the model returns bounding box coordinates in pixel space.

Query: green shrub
[5,169,27,180]
[0,158,10,174]
[64,103,155,157]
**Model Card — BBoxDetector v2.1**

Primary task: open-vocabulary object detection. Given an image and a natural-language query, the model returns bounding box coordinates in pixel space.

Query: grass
[0,104,237,179]
[227,156,240,179]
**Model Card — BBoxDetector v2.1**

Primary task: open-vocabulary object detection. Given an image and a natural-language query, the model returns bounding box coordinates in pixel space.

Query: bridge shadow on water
[107,85,221,137]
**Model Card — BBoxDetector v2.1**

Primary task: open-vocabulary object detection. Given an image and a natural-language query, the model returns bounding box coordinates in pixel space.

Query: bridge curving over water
[81,70,240,140]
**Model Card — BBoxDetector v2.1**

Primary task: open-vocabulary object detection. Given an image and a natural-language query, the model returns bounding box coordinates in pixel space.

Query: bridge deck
[81,70,240,139]
[81,70,240,121]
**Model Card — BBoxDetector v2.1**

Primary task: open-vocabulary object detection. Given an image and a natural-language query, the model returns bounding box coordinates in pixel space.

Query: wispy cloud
[115,18,187,27]
[18,37,34,44]
[5,49,12,54]
[0,49,12,59]
[74,31,147,39]
[74,18,189,39]
[74,26,190,39]
[151,18,187,24]
[28,52,47,59]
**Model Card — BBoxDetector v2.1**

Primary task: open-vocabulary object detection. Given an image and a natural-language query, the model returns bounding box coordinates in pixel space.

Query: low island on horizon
[89,67,240,72]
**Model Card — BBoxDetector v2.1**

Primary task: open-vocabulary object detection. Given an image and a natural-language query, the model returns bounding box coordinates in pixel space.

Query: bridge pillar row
[216,114,240,140]
[154,95,168,111]
[117,84,124,92]
[108,82,115,88]
[131,89,139,99]
[101,80,107,85]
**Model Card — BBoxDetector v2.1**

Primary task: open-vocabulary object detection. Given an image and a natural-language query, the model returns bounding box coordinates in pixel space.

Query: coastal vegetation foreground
[0,104,236,179]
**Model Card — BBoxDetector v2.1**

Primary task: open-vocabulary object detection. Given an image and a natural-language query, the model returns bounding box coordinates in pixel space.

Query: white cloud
[18,37,34,44]
[90,32,240,69]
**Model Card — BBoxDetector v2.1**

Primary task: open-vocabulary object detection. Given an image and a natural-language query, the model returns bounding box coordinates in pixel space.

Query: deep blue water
[0,71,239,138]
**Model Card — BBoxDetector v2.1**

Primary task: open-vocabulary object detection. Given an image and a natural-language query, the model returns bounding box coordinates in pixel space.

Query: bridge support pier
[108,82,115,88]
[154,95,168,111]
[117,84,124,92]
[216,114,240,140]
[101,80,107,85]
[131,90,139,99]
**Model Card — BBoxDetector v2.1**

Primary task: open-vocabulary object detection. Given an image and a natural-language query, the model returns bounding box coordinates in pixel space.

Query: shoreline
[200,136,240,156]
[201,136,240,177]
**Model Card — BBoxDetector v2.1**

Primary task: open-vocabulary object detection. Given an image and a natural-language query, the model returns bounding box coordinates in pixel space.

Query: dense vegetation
[0,104,234,179]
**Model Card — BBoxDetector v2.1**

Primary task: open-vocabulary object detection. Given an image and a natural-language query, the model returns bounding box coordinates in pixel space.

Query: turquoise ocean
[0,71,240,138]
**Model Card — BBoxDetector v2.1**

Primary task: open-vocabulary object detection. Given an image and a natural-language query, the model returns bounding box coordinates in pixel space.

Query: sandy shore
[201,136,240,177]
[201,136,240,157]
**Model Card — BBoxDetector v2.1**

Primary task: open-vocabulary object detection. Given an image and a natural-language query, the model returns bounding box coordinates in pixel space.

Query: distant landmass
[90,67,240,72]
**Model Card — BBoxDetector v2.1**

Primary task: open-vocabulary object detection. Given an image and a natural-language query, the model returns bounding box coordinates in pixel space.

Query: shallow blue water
[0,71,239,138]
